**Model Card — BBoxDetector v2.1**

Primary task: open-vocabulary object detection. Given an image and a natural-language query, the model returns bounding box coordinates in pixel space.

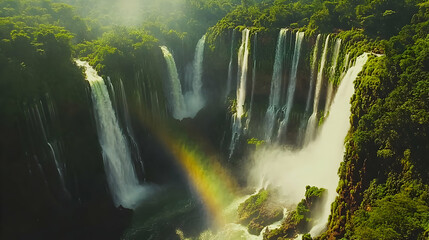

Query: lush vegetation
[238,189,284,235]
[207,0,424,45]
[263,186,327,240]
[324,2,429,239]
[1,0,428,239]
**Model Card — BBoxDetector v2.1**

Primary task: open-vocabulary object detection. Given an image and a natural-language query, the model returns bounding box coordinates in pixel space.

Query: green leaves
[351,192,429,240]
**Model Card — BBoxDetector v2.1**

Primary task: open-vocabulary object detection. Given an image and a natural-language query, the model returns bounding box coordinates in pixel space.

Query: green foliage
[327,2,429,238]
[0,0,100,43]
[264,186,326,240]
[75,26,159,75]
[349,192,429,240]
[302,233,313,240]
[247,137,265,146]
[305,185,326,200]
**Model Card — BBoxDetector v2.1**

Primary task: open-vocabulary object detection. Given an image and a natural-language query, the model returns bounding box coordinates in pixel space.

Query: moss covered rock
[238,189,284,236]
[263,186,327,240]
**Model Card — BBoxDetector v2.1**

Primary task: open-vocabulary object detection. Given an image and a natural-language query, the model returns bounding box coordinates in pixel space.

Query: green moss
[238,189,284,236]
[264,186,327,240]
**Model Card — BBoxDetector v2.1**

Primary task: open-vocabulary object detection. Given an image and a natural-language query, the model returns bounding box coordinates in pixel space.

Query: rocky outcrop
[264,186,327,240]
[238,189,284,235]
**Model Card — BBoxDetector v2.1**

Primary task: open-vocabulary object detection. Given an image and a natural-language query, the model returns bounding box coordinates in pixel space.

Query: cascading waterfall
[309,53,372,235]
[304,34,330,144]
[225,29,236,99]
[160,46,187,120]
[324,38,342,114]
[184,35,206,118]
[251,53,372,236]
[245,33,258,132]
[118,79,145,179]
[297,34,321,145]
[160,38,206,120]
[305,34,321,114]
[76,60,145,209]
[277,31,305,140]
[264,29,288,142]
[229,28,250,158]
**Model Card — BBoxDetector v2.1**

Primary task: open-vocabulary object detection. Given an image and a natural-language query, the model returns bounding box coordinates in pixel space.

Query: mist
[55,0,187,26]
[249,53,371,235]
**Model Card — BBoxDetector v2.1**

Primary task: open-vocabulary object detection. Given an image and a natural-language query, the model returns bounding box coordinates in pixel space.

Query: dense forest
[1,0,428,239]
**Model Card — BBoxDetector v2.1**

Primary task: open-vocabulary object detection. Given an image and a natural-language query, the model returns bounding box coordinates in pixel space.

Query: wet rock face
[237,189,284,236]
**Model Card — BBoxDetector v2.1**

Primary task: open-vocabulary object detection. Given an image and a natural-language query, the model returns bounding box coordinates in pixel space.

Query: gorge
[1,0,428,240]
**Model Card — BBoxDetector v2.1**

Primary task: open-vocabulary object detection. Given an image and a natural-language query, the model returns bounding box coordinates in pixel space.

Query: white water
[264,29,288,141]
[324,38,342,114]
[297,34,321,145]
[229,29,250,158]
[184,35,206,118]
[304,35,330,144]
[76,60,146,209]
[277,31,305,140]
[225,29,236,99]
[250,53,371,236]
[245,33,258,132]
[160,37,206,120]
[160,46,188,120]
[196,191,285,240]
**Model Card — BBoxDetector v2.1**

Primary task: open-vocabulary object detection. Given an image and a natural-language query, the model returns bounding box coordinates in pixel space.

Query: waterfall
[264,29,288,142]
[324,38,342,114]
[118,79,145,179]
[309,53,372,235]
[106,76,118,113]
[277,31,305,140]
[160,38,206,120]
[76,60,145,209]
[305,34,321,114]
[47,142,66,192]
[304,35,330,144]
[184,35,206,118]
[250,53,372,236]
[229,29,250,158]
[297,34,321,145]
[25,99,69,197]
[160,46,187,120]
[225,29,236,99]
[245,33,257,132]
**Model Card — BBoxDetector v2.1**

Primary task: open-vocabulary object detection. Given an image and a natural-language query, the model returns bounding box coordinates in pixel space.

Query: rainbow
[135,109,239,226]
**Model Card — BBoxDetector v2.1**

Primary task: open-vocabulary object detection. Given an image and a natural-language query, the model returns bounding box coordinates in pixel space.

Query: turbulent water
[74,31,371,239]
[76,60,146,209]
[250,53,371,236]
